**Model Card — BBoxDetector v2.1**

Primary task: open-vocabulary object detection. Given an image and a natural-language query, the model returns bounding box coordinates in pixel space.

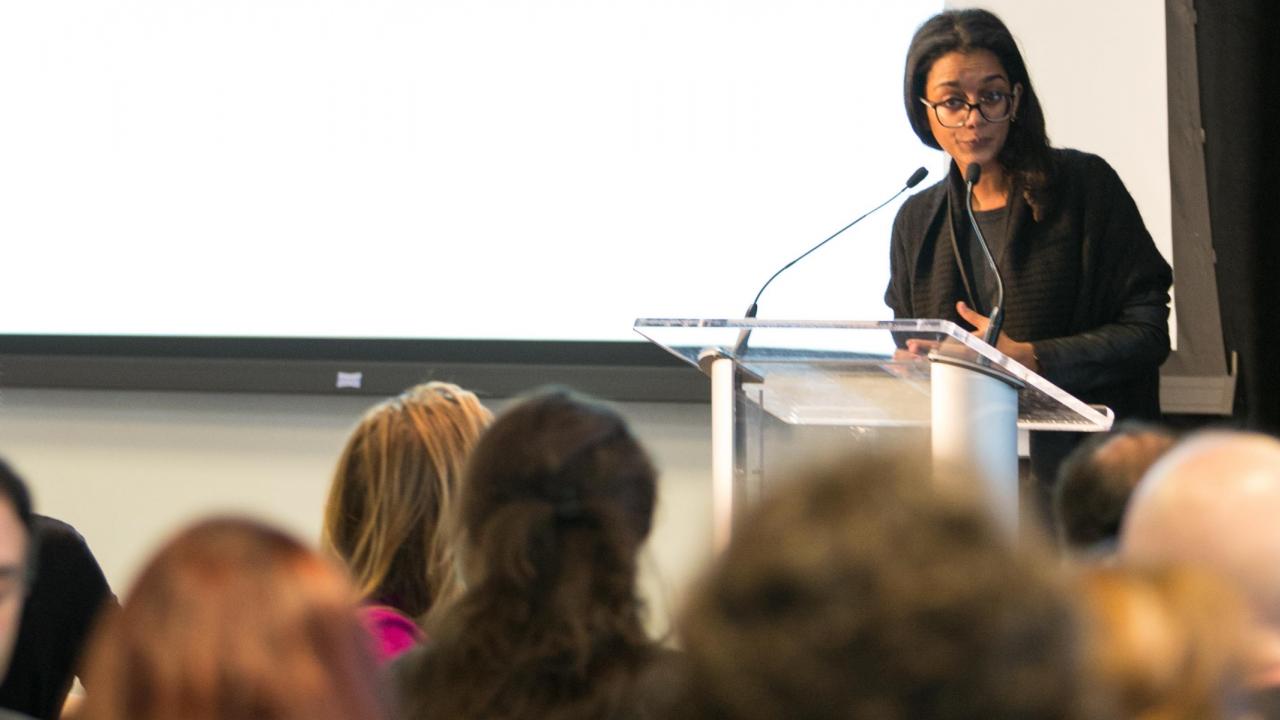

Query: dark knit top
[0,516,115,720]
[885,148,1172,421]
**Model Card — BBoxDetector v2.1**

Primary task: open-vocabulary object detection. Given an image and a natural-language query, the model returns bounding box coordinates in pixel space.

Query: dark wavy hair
[0,459,33,538]
[399,387,659,720]
[904,9,1055,219]
[0,457,37,586]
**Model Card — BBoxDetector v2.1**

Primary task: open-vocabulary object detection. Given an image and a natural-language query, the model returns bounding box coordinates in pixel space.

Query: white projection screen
[0,1,1173,393]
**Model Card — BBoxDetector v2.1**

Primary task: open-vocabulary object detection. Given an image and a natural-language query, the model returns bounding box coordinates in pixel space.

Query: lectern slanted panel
[634,318,1111,431]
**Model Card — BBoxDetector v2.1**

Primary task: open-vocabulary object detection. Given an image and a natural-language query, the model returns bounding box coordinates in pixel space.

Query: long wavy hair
[904,9,1056,219]
[400,388,659,720]
[79,518,391,720]
[322,381,491,625]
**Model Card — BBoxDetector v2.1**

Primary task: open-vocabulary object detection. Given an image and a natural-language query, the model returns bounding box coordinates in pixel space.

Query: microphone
[963,162,1005,346]
[731,166,929,356]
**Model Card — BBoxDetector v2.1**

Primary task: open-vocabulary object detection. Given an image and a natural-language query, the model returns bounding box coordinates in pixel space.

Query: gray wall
[0,388,714,636]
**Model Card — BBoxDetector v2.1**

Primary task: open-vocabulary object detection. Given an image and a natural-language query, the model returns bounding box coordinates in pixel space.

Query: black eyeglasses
[919,87,1018,128]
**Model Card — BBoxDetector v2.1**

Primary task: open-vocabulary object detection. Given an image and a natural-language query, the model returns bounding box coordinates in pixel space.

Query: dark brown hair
[0,457,36,583]
[80,518,390,720]
[904,9,1055,219]
[399,387,659,720]
[675,452,1103,720]
[1053,423,1177,552]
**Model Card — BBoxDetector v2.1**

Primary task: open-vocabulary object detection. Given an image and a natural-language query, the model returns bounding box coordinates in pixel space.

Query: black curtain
[1195,0,1280,432]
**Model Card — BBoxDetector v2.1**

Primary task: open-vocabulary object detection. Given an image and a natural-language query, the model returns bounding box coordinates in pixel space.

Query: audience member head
[399,387,659,720]
[0,459,34,680]
[79,517,390,720]
[322,381,491,622]
[676,451,1099,720]
[1076,565,1253,720]
[1054,423,1176,554]
[1121,431,1280,686]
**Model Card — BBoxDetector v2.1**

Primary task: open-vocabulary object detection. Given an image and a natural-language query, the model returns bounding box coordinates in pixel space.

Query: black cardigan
[884,148,1172,421]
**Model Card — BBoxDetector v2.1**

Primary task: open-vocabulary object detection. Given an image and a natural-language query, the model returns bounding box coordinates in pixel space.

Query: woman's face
[922,49,1021,175]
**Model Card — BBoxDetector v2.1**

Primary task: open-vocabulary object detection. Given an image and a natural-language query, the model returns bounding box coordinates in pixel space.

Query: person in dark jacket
[886,9,1172,505]
[0,514,115,720]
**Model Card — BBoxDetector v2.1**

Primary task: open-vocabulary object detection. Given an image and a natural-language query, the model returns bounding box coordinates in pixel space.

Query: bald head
[1121,432,1280,648]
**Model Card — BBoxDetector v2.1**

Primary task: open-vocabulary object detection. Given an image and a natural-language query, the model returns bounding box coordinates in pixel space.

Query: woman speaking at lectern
[884,9,1173,499]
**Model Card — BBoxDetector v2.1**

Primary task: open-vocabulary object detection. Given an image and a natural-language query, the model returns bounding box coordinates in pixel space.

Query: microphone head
[964,162,982,185]
[905,166,929,189]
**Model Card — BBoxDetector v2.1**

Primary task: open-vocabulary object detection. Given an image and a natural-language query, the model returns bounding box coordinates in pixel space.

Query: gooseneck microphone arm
[963,162,1005,346]
[731,166,929,356]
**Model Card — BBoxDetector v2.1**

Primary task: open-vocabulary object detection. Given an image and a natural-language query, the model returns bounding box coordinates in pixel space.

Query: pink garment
[359,604,426,664]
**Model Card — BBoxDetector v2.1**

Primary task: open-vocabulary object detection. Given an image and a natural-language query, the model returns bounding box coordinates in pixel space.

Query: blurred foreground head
[1122,431,1280,684]
[1076,565,1252,720]
[677,452,1098,720]
[80,518,389,720]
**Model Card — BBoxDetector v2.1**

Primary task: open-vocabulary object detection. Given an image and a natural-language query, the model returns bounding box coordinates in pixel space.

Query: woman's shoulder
[893,173,949,231]
[359,604,426,664]
[1048,147,1126,186]
[904,172,950,206]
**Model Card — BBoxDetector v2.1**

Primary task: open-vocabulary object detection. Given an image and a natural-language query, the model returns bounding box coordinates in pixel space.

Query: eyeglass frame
[918,86,1021,128]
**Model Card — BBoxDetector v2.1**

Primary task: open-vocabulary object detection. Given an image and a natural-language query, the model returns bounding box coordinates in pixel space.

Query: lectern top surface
[633,318,1112,431]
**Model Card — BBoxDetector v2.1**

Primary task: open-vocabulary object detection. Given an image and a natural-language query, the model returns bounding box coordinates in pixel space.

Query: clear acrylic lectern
[634,318,1113,547]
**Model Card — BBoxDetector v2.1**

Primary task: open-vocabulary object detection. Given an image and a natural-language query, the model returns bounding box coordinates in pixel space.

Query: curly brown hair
[675,452,1104,720]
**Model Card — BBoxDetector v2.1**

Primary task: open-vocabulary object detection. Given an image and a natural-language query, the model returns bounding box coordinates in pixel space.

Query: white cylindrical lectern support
[930,358,1021,529]
[708,354,736,553]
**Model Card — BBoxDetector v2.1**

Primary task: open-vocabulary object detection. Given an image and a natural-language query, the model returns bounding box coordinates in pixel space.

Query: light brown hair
[322,381,491,624]
[79,517,390,720]
[1076,565,1252,720]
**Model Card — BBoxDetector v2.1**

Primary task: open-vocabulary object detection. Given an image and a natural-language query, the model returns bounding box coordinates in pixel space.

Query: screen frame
[0,334,707,401]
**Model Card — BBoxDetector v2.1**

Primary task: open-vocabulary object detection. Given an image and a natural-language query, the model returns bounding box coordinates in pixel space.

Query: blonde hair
[1076,565,1252,720]
[322,382,491,624]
